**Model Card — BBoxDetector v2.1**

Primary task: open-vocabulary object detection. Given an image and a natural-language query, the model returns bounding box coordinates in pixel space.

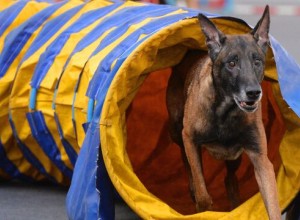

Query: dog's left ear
[251,5,270,54]
[198,14,226,61]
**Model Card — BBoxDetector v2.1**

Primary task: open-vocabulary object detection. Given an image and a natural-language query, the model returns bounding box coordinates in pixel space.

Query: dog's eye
[228,61,236,68]
[254,59,261,66]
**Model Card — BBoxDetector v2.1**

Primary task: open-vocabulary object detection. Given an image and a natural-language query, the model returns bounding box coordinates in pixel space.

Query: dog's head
[198,6,270,113]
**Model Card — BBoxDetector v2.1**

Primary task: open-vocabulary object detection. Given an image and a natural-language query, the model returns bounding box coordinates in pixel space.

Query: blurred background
[1,1,299,220]
[177,0,300,64]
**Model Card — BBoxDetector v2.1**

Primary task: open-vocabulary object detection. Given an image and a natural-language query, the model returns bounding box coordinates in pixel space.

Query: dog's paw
[196,197,213,212]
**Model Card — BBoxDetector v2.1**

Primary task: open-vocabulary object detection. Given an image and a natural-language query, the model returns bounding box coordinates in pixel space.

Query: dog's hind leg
[166,68,185,147]
[225,156,242,209]
[180,146,197,202]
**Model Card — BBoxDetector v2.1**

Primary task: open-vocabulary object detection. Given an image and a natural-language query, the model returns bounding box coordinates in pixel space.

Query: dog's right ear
[198,14,226,61]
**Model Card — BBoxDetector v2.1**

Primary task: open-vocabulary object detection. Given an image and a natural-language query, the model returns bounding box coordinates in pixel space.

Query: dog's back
[166,50,210,148]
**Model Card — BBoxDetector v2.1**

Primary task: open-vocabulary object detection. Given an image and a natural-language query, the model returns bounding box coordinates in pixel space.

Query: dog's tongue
[241,101,256,107]
[240,101,247,107]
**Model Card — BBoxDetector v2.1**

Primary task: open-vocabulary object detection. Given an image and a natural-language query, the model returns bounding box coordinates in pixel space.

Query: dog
[166,6,281,220]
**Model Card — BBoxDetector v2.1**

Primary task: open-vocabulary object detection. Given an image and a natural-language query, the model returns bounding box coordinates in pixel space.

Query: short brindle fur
[166,6,281,220]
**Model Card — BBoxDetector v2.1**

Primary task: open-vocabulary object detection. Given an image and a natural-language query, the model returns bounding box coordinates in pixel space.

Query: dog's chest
[192,110,258,160]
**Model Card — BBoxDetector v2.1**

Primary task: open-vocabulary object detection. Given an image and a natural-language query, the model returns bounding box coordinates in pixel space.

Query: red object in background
[208,0,225,9]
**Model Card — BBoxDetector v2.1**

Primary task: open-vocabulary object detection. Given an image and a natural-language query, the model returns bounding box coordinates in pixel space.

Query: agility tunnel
[0,0,299,219]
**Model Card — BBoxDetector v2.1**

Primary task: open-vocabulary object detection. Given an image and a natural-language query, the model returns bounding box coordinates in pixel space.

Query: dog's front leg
[245,117,280,220]
[182,129,213,212]
[246,150,281,220]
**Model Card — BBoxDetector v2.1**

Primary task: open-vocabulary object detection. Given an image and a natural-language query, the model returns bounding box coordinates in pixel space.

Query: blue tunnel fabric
[270,36,300,117]
[0,1,27,37]
[0,1,299,220]
[0,1,66,77]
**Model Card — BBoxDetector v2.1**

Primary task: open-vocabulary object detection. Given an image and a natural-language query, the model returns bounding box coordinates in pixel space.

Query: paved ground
[1,1,298,220]
[0,181,139,220]
[0,181,69,220]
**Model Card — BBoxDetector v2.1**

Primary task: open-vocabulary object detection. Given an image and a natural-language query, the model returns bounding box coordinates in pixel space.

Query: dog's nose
[246,89,261,99]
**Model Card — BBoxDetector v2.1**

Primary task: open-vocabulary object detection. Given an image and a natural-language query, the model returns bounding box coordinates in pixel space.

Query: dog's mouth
[234,98,259,113]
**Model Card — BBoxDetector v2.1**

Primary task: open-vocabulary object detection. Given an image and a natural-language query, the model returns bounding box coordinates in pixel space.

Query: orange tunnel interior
[126,68,285,215]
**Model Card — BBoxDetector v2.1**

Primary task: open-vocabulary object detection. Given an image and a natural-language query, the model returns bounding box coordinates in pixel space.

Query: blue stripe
[26,111,73,179]
[0,1,27,37]
[66,122,100,220]
[0,140,34,182]
[90,6,177,57]
[85,29,141,100]
[0,1,65,77]
[56,2,124,75]
[270,36,300,117]
[97,142,115,220]
[71,5,163,57]
[54,113,78,166]
[29,3,121,89]
[36,0,59,2]
[23,3,83,63]
[8,114,57,183]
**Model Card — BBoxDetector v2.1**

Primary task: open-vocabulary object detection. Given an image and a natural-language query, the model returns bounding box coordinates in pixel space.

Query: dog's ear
[198,14,226,61]
[251,5,270,54]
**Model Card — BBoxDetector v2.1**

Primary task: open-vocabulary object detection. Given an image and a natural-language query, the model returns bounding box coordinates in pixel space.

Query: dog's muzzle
[234,95,261,113]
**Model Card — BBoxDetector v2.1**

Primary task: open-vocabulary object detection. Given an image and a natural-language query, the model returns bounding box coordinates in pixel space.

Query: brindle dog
[166,6,281,220]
